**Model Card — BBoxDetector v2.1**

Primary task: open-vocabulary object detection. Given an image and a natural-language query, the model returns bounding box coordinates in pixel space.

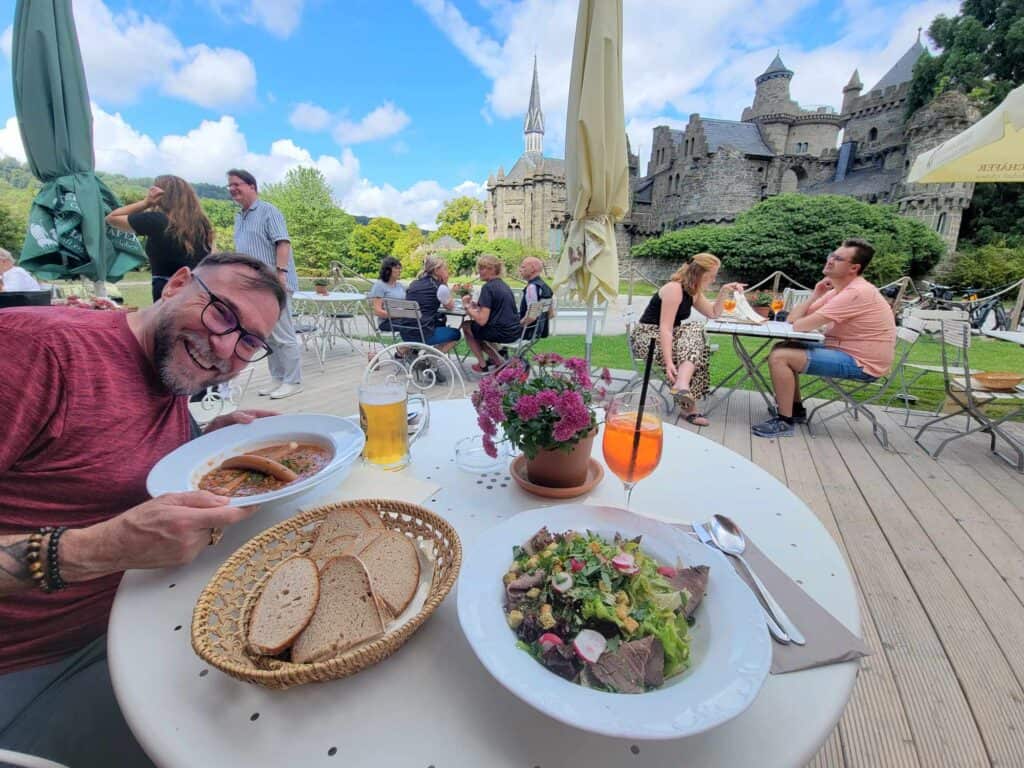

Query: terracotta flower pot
[525,430,596,488]
[753,305,772,318]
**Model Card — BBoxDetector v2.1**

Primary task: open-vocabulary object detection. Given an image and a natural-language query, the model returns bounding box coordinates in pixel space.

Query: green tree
[0,203,24,257]
[262,167,356,273]
[631,195,945,286]
[348,217,403,274]
[448,236,545,277]
[200,199,238,253]
[393,222,427,272]
[942,243,1024,290]
[433,196,483,245]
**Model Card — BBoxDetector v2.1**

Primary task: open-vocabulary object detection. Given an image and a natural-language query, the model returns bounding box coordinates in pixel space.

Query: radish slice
[569,558,584,573]
[538,633,563,651]
[573,629,607,663]
[657,565,677,578]
[551,571,574,593]
[612,552,639,575]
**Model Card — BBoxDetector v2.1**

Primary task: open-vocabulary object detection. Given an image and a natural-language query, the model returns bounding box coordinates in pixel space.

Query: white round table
[108,399,859,767]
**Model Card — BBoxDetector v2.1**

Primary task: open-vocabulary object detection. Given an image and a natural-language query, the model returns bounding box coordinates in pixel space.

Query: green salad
[503,527,710,694]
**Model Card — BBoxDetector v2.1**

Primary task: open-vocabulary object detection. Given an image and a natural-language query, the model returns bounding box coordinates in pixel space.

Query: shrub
[941,244,1024,291]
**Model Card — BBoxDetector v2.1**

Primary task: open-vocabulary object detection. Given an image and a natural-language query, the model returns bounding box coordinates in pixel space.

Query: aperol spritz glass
[602,391,664,509]
[722,290,737,314]
[771,295,784,314]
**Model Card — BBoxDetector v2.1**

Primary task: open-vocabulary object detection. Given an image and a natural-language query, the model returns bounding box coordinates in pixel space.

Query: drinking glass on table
[722,290,737,314]
[602,391,664,509]
[771,295,784,314]
[358,382,428,471]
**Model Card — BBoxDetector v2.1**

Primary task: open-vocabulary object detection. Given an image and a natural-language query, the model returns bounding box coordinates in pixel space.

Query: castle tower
[746,53,798,118]
[524,56,544,156]
[841,69,863,115]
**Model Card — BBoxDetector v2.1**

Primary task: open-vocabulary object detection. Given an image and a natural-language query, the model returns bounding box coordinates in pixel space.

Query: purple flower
[601,367,612,384]
[552,390,591,442]
[482,433,498,458]
[535,388,559,408]
[564,357,592,389]
[535,353,564,366]
[477,413,497,436]
[514,394,541,421]
[496,359,526,384]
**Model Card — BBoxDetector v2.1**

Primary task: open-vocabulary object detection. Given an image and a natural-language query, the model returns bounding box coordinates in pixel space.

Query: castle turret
[841,69,863,114]
[745,53,798,118]
[524,56,544,156]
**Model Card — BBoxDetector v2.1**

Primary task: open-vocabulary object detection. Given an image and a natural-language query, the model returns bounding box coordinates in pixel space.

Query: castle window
[868,128,878,142]
[937,212,948,235]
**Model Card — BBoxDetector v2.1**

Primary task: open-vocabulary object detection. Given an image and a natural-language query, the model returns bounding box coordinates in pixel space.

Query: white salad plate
[457,503,771,740]
[147,414,365,507]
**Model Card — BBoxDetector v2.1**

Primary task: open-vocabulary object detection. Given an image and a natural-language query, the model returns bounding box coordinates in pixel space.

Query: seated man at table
[0,252,284,766]
[751,238,896,438]
[402,255,460,353]
[517,256,553,339]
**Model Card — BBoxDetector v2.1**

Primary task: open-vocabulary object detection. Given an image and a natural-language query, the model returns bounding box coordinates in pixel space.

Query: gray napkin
[685,525,870,674]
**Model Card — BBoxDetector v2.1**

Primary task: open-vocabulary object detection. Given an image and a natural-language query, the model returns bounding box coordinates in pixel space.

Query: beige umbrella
[552,0,629,363]
[908,83,1024,182]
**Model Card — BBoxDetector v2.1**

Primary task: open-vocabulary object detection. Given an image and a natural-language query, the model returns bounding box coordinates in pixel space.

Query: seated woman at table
[462,254,522,373]
[403,256,460,353]
[630,252,744,426]
[106,174,214,302]
[369,256,405,333]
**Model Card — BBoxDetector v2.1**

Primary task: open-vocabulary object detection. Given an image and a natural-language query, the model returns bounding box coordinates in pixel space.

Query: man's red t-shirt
[0,308,191,674]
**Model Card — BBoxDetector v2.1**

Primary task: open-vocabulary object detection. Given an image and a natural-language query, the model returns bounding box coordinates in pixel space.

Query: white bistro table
[705,319,825,414]
[292,291,367,366]
[108,399,859,768]
[983,329,1024,346]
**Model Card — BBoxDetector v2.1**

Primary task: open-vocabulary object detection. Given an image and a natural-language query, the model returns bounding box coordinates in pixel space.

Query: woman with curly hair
[107,175,214,301]
[629,253,744,426]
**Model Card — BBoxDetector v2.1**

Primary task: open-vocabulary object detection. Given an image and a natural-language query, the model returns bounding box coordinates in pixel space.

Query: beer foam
[359,383,407,406]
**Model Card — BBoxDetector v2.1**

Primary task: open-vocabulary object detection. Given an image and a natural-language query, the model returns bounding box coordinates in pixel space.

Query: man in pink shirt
[752,238,896,438]
[0,252,284,765]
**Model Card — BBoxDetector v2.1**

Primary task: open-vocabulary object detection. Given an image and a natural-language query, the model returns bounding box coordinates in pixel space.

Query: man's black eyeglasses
[191,272,272,362]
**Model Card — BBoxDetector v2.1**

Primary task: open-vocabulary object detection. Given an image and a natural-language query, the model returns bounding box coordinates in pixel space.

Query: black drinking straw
[627,339,657,481]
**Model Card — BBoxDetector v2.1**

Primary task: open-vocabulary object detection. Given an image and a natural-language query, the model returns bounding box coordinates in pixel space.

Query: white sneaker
[269,382,304,399]
[257,380,282,396]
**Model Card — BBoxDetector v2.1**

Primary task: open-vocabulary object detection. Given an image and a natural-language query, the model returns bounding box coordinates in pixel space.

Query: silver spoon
[708,515,806,646]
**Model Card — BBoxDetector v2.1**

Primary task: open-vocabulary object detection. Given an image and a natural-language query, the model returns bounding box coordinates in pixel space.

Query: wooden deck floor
[237,344,1024,768]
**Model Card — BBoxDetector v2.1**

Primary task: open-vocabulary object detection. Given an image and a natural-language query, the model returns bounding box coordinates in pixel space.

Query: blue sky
[0,0,958,226]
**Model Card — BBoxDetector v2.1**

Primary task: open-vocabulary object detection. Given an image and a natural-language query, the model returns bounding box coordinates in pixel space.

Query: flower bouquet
[472,355,612,489]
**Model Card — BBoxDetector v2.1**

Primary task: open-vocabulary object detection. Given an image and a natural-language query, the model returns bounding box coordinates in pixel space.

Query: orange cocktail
[603,412,663,485]
[723,298,737,313]
[771,297,784,313]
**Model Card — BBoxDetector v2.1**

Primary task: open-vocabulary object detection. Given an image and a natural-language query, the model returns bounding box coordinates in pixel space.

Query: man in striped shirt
[227,169,303,398]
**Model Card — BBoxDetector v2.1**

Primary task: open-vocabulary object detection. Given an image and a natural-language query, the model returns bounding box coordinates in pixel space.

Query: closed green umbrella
[12,0,144,291]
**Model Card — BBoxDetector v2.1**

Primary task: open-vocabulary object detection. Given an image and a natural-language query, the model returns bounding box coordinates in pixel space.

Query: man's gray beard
[153,313,232,396]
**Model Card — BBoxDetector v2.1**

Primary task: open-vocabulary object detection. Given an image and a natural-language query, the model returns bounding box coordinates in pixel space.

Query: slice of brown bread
[356,507,384,529]
[357,531,421,616]
[340,528,383,558]
[247,557,320,656]
[291,555,384,664]
[308,510,368,563]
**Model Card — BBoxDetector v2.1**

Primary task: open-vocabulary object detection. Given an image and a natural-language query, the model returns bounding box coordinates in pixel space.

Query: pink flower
[535,389,559,408]
[535,353,564,366]
[477,413,497,436]
[601,367,612,384]
[514,394,541,421]
[552,390,591,442]
[564,357,592,389]
[496,358,527,384]
[482,433,498,458]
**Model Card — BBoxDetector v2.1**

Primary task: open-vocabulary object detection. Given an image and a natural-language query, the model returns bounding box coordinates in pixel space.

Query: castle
[484,40,979,258]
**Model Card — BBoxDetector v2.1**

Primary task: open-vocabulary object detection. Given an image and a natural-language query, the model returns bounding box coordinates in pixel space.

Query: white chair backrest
[383,298,422,321]
[942,319,971,350]
[896,325,920,345]
[908,307,970,335]
[523,298,550,324]
[901,315,926,334]
[782,288,812,311]
[363,342,467,399]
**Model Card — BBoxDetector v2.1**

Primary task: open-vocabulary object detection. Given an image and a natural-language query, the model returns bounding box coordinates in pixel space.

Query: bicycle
[914,281,1011,331]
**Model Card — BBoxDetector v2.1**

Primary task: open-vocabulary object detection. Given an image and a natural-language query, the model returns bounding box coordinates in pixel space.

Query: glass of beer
[358,383,428,471]
[602,391,664,509]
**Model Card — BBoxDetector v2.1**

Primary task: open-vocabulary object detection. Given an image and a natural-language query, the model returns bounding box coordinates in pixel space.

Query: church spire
[524,55,544,156]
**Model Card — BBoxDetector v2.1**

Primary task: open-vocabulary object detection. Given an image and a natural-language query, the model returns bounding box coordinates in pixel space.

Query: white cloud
[0,108,480,227]
[0,26,11,59]
[415,0,958,160]
[163,45,257,108]
[289,102,332,132]
[207,0,307,38]
[0,0,257,109]
[333,103,412,145]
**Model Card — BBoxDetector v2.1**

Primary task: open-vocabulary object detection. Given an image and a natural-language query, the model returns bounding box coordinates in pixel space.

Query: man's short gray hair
[418,255,446,280]
[0,248,13,264]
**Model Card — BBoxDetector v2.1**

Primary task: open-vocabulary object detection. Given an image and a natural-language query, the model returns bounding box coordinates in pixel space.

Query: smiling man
[0,252,284,766]
[751,238,896,438]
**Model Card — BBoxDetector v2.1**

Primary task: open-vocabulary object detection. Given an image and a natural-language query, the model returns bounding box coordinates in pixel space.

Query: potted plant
[452,282,474,300]
[473,355,609,489]
[314,278,330,296]
[752,292,773,318]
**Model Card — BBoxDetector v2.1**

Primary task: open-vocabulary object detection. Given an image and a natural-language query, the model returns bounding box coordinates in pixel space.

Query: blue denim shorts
[803,346,876,382]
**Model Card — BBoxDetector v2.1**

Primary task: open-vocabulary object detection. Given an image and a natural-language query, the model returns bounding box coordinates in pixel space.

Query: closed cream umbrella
[552,0,629,363]
[908,84,1024,183]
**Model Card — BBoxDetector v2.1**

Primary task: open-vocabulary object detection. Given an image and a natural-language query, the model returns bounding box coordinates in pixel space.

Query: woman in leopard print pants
[629,253,744,426]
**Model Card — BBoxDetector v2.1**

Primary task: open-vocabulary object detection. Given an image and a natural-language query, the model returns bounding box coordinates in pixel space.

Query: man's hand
[206,408,278,433]
[61,492,257,580]
[813,278,833,296]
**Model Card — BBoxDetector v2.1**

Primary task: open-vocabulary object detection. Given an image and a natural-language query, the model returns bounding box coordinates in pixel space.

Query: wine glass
[602,391,664,509]
[770,295,784,316]
[722,290,737,314]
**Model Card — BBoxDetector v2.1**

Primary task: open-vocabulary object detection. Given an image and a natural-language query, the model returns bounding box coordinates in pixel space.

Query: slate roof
[524,56,544,134]
[702,119,774,156]
[868,39,926,92]
[504,154,566,182]
[803,166,903,198]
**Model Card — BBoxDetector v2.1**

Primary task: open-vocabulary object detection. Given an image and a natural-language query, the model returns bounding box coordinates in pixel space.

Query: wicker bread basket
[973,372,1024,391]
[191,499,461,689]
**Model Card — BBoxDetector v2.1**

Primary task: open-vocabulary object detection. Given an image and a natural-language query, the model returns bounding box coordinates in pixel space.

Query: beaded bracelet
[46,526,68,591]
